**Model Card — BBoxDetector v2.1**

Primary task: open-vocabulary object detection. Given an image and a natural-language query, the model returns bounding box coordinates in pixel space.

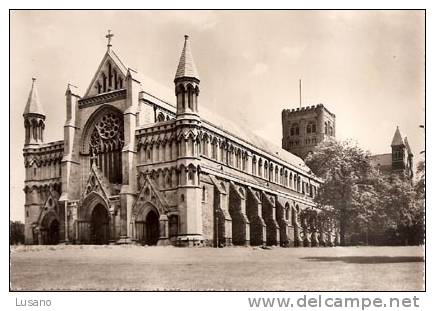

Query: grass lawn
[10,245,424,291]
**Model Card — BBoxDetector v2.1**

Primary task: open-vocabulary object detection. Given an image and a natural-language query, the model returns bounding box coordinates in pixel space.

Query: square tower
[282,104,336,159]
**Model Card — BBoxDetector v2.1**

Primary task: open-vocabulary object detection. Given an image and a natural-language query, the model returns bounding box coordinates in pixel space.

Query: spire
[391,126,404,146]
[174,35,200,81]
[23,78,45,116]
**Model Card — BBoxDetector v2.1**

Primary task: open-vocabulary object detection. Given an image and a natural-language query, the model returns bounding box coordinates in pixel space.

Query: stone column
[157,214,169,245]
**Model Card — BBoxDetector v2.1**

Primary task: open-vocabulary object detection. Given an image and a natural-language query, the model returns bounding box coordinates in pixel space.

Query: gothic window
[264,162,268,179]
[102,73,107,92]
[258,159,263,177]
[275,167,279,183]
[188,169,194,181]
[89,111,124,184]
[284,170,288,187]
[393,149,402,161]
[187,84,194,109]
[290,123,299,136]
[157,113,165,122]
[235,149,240,168]
[202,186,206,202]
[108,62,113,89]
[324,122,328,135]
[114,70,118,89]
[202,135,208,156]
[285,203,290,220]
[307,121,316,134]
[96,82,102,94]
[211,140,217,160]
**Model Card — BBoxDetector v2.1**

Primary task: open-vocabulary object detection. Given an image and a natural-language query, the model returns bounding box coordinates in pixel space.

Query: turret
[174,35,200,118]
[173,35,203,246]
[391,126,405,171]
[23,78,45,146]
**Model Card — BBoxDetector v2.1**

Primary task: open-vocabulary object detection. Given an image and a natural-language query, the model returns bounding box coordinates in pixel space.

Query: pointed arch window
[307,121,316,134]
[187,84,194,110]
[290,123,299,136]
[202,185,206,202]
[157,112,165,122]
[108,62,113,89]
[89,111,124,184]
[102,73,107,93]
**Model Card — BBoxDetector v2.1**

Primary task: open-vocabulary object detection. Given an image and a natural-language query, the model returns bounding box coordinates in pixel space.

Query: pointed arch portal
[90,203,110,245]
[39,210,60,245]
[135,207,160,246]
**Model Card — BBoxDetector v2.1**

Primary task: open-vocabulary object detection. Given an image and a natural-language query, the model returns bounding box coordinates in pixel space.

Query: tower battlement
[282,104,336,118]
[281,103,336,159]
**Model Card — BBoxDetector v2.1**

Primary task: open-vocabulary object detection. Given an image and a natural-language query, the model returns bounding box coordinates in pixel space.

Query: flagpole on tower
[299,79,302,108]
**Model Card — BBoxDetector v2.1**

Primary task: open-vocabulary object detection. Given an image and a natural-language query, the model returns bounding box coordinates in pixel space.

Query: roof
[404,137,413,155]
[391,126,404,146]
[86,37,311,175]
[200,107,310,173]
[135,74,311,173]
[83,48,129,98]
[174,35,200,81]
[23,78,45,116]
[370,153,392,168]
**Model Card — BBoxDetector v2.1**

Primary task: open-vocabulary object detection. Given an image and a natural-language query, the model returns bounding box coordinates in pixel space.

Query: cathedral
[22,33,339,247]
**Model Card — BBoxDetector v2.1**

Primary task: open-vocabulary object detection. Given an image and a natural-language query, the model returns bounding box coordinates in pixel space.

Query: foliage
[415,159,425,200]
[306,138,425,246]
[305,138,374,245]
[10,221,25,245]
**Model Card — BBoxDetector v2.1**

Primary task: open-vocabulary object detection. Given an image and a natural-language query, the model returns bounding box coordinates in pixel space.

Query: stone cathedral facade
[23,34,338,247]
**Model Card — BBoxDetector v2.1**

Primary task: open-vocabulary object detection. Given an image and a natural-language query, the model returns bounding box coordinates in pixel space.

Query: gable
[133,175,169,219]
[82,163,113,200]
[84,50,129,98]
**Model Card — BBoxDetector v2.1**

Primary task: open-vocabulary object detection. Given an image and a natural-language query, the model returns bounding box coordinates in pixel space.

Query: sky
[10,10,425,221]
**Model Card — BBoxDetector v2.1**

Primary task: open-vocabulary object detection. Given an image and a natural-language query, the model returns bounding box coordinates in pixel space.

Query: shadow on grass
[301,256,424,264]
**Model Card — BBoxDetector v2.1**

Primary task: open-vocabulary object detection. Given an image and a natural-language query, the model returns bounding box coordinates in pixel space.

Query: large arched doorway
[47,219,60,245]
[145,210,160,245]
[135,207,160,246]
[40,211,60,245]
[90,204,110,244]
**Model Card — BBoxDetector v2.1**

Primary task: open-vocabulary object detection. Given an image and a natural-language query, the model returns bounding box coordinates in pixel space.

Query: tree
[10,221,25,245]
[305,139,374,246]
[375,173,423,245]
[415,159,425,200]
